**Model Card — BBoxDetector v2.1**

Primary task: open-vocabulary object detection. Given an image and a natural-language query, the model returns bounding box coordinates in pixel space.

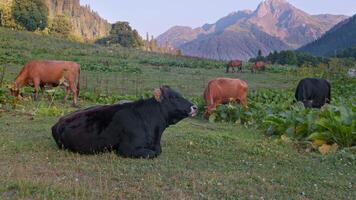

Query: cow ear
[153,88,162,102]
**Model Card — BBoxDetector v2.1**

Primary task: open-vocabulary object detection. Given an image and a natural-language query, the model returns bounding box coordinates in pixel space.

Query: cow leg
[154,145,162,155]
[131,148,159,159]
[204,104,216,119]
[63,87,71,104]
[117,147,159,159]
[40,85,45,95]
[69,82,78,107]
[239,97,248,107]
[33,79,40,101]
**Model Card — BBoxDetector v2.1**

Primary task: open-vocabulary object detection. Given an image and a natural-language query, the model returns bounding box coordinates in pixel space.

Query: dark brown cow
[226,60,243,73]
[10,60,81,106]
[203,78,248,118]
[251,61,266,73]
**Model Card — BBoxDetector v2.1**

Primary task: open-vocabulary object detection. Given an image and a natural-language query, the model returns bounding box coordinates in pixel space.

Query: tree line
[0,0,181,55]
[96,22,181,55]
[0,0,73,38]
[336,46,356,60]
[249,50,328,67]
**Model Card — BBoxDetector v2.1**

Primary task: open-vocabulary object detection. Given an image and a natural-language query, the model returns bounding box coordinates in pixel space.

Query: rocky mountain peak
[157,0,348,60]
[254,0,297,18]
[45,0,111,41]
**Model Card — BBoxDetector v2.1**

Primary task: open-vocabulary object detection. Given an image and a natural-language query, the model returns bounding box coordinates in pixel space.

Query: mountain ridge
[157,0,348,60]
[298,14,356,56]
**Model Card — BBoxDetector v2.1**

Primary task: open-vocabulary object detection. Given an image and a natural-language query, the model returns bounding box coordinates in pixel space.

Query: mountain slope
[45,0,111,40]
[298,14,356,56]
[157,0,347,60]
[180,25,289,60]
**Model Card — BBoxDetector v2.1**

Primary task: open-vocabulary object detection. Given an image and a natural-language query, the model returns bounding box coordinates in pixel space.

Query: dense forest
[298,14,356,56]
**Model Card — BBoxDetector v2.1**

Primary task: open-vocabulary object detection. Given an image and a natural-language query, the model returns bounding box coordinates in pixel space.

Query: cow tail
[77,66,81,97]
[204,82,213,106]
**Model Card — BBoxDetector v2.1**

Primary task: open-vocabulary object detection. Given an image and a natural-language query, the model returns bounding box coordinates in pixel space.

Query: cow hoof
[72,104,80,108]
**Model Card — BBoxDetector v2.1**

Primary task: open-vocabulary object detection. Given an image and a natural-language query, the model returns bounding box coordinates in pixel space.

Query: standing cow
[226,60,243,73]
[251,61,266,73]
[295,78,331,108]
[52,86,198,158]
[10,60,80,106]
[204,78,248,118]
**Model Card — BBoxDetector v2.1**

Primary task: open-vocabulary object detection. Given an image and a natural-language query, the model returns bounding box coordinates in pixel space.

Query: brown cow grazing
[10,60,81,106]
[204,78,248,118]
[226,60,243,73]
[251,61,266,73]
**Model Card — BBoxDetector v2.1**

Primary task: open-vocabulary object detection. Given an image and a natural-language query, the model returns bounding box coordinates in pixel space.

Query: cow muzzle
[189,105,198,117]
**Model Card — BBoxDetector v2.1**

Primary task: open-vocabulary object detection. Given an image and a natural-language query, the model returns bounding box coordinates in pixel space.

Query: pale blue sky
[80,0,356,37]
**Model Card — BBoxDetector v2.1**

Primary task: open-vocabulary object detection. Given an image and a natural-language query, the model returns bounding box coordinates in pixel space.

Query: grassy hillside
[0,28,355,199]
[0,27,297,97]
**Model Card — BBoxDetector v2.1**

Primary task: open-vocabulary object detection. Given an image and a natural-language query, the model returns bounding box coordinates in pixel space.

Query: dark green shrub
[12,0,48,31]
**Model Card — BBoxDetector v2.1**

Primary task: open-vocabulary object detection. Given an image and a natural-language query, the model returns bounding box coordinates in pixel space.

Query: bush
[49,15,72,37]
[309,103,356,147]
[12,0,48,31]
[0,0,18,28]
[96,21,143,48]
[264,103,319,139]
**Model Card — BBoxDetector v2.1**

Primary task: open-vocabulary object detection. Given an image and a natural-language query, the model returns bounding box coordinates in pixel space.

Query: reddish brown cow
[10,60,81,106]
[226,60,243,73]
[251,61,266,73]
[203,78,248,118]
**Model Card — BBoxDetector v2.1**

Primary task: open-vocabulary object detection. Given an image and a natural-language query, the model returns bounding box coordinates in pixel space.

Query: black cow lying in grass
[295,78,331,108]
[52,86,198,158]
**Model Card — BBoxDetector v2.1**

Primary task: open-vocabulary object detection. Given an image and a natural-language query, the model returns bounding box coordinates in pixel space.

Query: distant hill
[45,0,111,40]
[157,0,347,60]
[299,14,356,56]
[0,0,111,41]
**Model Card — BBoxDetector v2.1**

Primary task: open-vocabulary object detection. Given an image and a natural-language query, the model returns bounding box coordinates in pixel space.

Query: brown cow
[251,61,266,73]
[203,78,248,118]
[10,60,81,106]
[226,60,243,73]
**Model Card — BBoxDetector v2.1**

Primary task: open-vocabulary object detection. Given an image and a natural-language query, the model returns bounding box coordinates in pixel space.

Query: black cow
[295,78,331,108]
[52,86,198,158]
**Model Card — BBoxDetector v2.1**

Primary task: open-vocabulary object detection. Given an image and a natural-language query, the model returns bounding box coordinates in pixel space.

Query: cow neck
[136,98,168,128]
[158,99,181,126]
[14,70,27,88]
[156,100,170,127]
[14,77,25,88]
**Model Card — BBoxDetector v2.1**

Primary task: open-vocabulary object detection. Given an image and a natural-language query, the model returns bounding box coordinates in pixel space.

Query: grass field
[4,64,296,97]
[0,114,355,199]
[0,28,355,199]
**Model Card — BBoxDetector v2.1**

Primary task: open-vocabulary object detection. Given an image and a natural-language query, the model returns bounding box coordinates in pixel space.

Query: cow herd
[9,60,332,159]
[225,60,267,74]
